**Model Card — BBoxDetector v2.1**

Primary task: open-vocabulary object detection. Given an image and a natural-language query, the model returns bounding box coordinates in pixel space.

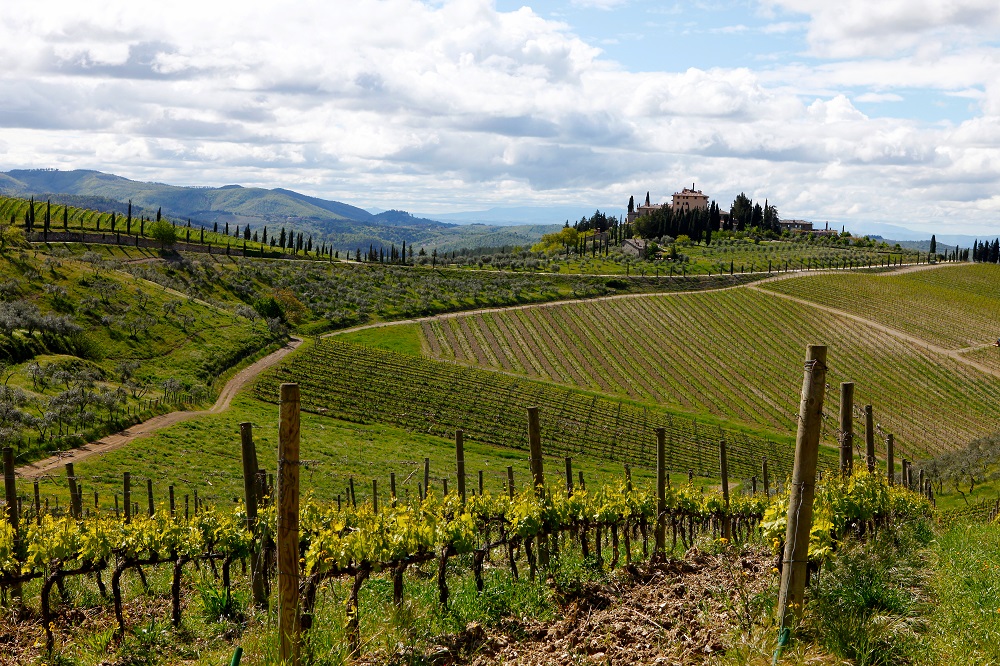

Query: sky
[1,1,999,235]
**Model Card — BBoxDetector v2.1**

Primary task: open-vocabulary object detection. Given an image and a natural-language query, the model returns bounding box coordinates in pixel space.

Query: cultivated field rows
[421,283,1000,460]
[256,339,810,483]
[759,263,1000,350]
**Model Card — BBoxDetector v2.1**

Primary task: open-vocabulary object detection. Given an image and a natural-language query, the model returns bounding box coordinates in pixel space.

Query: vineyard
[0,434,929,664]
[418,285,1000,460]
[759,263,1000,350]
[254,339,811,482]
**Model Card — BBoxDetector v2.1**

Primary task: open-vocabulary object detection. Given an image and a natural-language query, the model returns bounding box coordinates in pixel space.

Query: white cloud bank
[0,0,997,234]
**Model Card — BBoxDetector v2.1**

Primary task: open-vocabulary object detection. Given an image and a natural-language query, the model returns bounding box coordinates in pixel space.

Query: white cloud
[855,92,904,103]
[762,0,1000,58]
[571,0,629,8]
[0,0,997,233]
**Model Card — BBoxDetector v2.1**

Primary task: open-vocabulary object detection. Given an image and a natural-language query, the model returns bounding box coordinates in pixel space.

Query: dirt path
[16,337,303,480]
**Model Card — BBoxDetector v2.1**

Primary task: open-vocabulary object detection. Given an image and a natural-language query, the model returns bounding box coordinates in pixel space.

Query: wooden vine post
[456,430,466,505]
[719,440,731,541]
[886,434,895,485]
[277,384,301,665]
[123,472,131,523]
[655,428,666,553]
[3,447,21,607]
[839,383,854,477]
[527,406,548,567]
[864,404,875,473]
[66,463,82,519]
[239,422,268,609]
[777,345,828,638]
[762,458,770,498]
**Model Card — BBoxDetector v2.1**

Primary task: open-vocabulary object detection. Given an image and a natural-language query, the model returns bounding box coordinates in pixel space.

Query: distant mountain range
[0,169,561,252]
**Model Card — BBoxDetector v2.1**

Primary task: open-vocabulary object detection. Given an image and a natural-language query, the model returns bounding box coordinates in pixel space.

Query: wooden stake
[66,463,81,519]
[655,428,666,553]
[839,383,854,477]
[456,430,466,505]
[507,466,515,499]
[146,479,154,516]
[565,457,573,495]
[2,448,21,605]
[864,405,875,473]
[527,406,547,567]
[720,440,731,541]
[277,383,301,665]
[123,472,131,523]
[423,458,430,501]
[240,422,267,610]
[886,434,894,486]
[390,473,397,507]
[777,345,827,630]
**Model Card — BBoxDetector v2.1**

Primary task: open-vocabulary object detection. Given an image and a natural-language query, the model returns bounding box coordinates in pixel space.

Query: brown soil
[367,546,777,666]
[15,337,302,480]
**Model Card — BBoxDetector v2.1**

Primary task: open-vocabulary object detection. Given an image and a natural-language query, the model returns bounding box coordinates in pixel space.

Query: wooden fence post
[240,422,267,610]
[720,440,731,541]
[777,345,827,633]
[277,383,301,665]
[390,473,397,508]
[864,405,875,473]
[839,383,854,477]
[507,466,515,498]
[763,459,770,498]
[33,481,40,524]
[456,430,466,505]
[66,463,82,519]
[565,457,573,495]
[423,458,430,501]
[655,428,666,554]
[146,479,154,516]
[123,472,131,523]
[527,407,548,567]
[886,434,894,486]
[3,447,22,606]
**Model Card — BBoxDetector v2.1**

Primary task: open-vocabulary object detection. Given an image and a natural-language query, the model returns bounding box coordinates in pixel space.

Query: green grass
[21,390,705,510]
[928,522,1000,662]
[334,323,424,356]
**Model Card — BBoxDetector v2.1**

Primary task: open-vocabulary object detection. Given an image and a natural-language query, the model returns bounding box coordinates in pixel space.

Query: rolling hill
[0,169,559,252]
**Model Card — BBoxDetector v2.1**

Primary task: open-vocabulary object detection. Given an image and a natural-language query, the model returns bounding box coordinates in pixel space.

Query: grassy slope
[759,263,1000,349]
[413,280,1000,460]
[0,245,271,461]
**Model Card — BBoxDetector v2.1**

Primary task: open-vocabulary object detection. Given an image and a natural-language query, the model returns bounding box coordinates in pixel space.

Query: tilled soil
[371,545,777,666]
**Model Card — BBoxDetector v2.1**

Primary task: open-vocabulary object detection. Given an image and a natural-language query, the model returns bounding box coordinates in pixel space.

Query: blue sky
[1,0,1000,235]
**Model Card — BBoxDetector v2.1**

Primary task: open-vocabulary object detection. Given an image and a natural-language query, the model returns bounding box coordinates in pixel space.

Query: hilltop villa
[627,184,709,225]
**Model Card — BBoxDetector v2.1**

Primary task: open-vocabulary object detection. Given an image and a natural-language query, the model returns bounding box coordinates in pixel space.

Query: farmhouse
[780,219,840,236]
[627,183,709,224]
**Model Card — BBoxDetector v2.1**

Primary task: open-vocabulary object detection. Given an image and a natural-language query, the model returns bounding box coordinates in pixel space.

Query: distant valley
[0,169,562,252]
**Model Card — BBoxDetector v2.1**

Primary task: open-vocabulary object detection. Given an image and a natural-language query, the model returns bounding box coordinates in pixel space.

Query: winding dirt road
[16,337,302,480]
